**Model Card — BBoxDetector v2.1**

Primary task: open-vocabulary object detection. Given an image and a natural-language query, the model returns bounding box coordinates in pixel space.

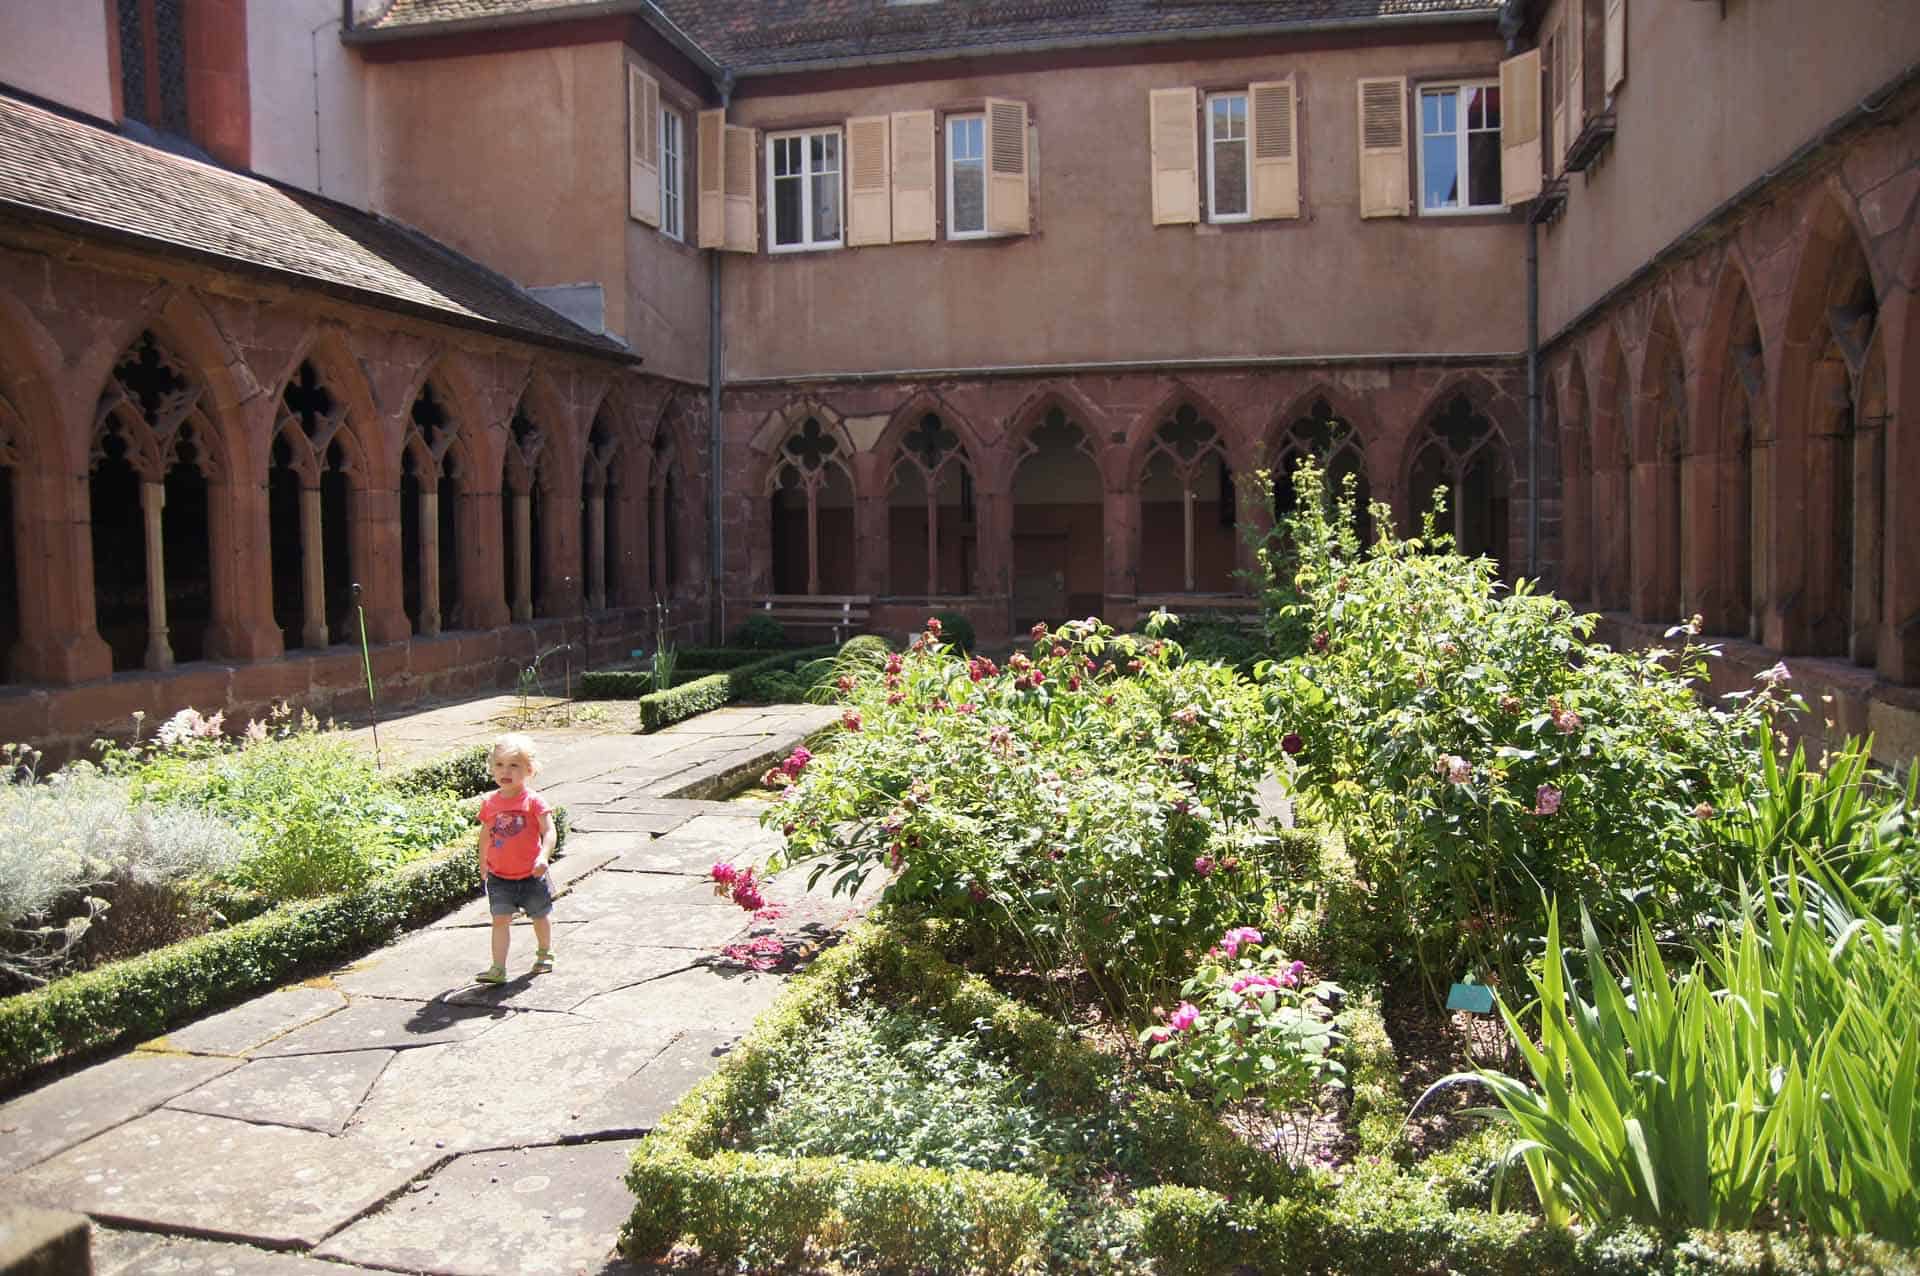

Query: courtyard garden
[621,465,1920,1274]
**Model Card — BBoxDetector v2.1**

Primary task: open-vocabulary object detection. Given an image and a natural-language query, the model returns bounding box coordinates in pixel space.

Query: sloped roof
[0,92,635,361]
[359,0,1503,74]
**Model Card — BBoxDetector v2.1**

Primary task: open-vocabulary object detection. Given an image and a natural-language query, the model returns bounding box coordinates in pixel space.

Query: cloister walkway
[0,696,870,1275]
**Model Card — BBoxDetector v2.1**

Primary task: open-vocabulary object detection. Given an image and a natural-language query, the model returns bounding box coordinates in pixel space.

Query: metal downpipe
[707,83,731,645]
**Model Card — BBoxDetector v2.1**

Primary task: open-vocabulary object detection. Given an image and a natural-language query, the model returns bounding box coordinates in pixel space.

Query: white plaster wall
[246,0,369,207]
[0,0,116,120]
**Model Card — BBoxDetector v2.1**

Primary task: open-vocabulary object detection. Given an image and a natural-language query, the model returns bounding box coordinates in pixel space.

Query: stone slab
[534,871,694,924]
[594,797,740,819]
[651,813,785,861]
[567,1029,743,1136]
[314,1139,650,1276]
[164,1051,393,1135]
[95,1231,369,1274]
[563,810,702,836]
[342,1013,679,1152]
[250,998,510,1058]
[0,1053,241,1177]
[156,985,348,1057]
[567,890,753,952]
[332,928,696,1012]
[5,1108,436,1249]
[89,1227,164,1276]
[0,1203,90,1276]
[571,965,789,1035]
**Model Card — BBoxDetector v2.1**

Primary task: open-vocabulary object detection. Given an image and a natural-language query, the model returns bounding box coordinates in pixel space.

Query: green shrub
[931,610,976,653]
[576,670,652,700]
[672,647,771,672]
[635,646,839,730]
[1177,617,1266,673]
[837,633,893,669]
[1259,461,1792,989]
[733,614,787,650]
[393,744,493,798]
[0,843,480,1086]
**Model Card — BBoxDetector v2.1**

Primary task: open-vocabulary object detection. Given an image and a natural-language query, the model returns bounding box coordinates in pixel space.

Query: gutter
[343,0,727,83]
[727,349,1524,390]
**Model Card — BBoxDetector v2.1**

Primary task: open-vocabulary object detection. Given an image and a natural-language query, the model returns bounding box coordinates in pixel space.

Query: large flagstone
[567,887,755,952]
[534,869,695,924]
[563,809,703,837]
[155,985,348,1057]
[94,1228,372,1274]
[249,997,510,1058]
[5,1108,436,1248]
[0,1052,240,1176]
[572,965,788,1035]
[330,926,696,1011]
[313,1139,651,1276]
[164,1051,393,1134]
[341,1013,680,1153]
[566,1028,744,1135]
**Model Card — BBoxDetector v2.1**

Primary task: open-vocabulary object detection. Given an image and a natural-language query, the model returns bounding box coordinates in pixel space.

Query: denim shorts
[485,872,554,919]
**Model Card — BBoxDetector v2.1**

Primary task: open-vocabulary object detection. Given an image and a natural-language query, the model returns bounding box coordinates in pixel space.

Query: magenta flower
[926,616,943,635]
[1437,754,1472,785]
[1220,926,1264,958]
[1031,622,1049,641]
[842,710,863,733]
[1281,732,1304,755]
[1534,783,1563,816]
[885,653,903,675]
[781,747,812,778]
[1193,855,1215,877]
[1168,1002,1199,1032]
[711,862,739,885]
[1280,959,1307,988]
[730,869,766,912]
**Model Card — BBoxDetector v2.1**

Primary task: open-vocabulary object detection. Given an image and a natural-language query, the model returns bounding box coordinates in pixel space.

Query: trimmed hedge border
[637,646,836,732]
[0,843,481,1088]
[577,670,653,700]
[620,918,1286,1273]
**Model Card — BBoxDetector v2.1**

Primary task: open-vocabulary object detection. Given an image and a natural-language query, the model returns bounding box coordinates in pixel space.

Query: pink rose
[1168,1002,1199,1032]
[1534,784,1562,816]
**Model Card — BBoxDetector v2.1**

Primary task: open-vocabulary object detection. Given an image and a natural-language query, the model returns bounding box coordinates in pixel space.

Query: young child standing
[474,732,557,984]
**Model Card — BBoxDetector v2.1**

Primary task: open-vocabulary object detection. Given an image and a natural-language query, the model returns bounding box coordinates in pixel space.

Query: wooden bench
[747,594,873,644]
[1133,593,1264,631]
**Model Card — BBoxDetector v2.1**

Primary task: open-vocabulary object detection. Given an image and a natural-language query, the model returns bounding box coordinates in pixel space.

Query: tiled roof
[361,0,1503,72]
[0,93,633,360]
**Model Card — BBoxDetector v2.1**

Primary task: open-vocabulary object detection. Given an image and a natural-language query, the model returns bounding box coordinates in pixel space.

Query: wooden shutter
[1249,78,1300,221]
[1549,27,1566,174]
[1149,87,1198,225]
[1604,0,1626,96]
[1500,50,1542,206]
[1567,10,1585,131]
[722,124,756,253]
[627,66,661,227]
[1357,77,1408,219]
[697,108,724,248]
[984,97,1029,235]
[847,114,891,246]
[890,109,935,242]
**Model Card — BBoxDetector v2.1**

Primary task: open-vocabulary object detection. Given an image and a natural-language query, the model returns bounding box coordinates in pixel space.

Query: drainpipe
[1526,216,1540,579]
[707,78,732,644]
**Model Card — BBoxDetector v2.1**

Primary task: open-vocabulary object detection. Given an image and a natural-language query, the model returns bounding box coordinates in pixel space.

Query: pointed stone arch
[1403,374,1516,573]
[1632,292,1687,623]
[1266,385,1376,546]
[1123,380,1241,483]
[1589,326,1633,609]
[647,391,700,602]
[1003,391,1108,627]
[1557,351,1594,605]
[1774,191,1885,661]
[879,392,982,599]
[1880,216,1920,684]
[580,381,651,612]
[762,399,859,597]
[1134,391,1238,595]
[1692,253,1768,638]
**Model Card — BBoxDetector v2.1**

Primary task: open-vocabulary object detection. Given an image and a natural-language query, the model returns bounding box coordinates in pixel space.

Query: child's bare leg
[490,915,511,967]
[532,915,553,953]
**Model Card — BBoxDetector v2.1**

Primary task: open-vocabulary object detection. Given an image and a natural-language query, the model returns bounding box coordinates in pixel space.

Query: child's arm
[476,806,489,881]
[533,807,556,876]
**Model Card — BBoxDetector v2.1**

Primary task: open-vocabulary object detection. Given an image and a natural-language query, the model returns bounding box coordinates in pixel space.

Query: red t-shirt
[478,787,553,879]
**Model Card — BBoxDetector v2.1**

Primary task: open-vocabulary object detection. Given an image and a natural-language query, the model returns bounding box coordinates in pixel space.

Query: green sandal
[531,949,555,974]
[474,963,507,985]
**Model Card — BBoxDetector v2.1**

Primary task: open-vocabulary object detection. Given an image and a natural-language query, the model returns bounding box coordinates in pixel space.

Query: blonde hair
[489,732,540,775]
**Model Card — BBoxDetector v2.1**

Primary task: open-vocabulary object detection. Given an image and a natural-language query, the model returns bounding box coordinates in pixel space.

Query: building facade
[0,0,1916,762]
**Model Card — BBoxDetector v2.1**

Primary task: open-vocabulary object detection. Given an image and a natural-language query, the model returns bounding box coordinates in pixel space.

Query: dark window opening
[321,442,352,643]
[400,458,423,633]
[268,441,302,650]
[0,468,18,681]
[437,469,461,629]
[91,434,147,673]
[117,0,189,136]
[161,435,211,664]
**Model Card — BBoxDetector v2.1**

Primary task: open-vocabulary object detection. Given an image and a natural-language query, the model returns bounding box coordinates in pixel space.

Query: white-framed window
[1419,81,1503,214]
[768,127,843,252]
[946,113,986,239]
[1205,91,1249,222]
[660,107,684,240]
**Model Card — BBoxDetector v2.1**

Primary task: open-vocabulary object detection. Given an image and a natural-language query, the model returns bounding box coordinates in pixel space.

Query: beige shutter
[1249,78,1300,221]
[847,114,891,246]
[1500,50,1542,205]
[627,66,661,227]
[723,124,756,253]
[984,97,1029,235]
[1149,87,1198,225]
[1567,12,1585,131]
[697,108,725,249]
[1604,0,1626,96]
[1357,77,1408,218]
[890,109,935,242]
[1550,28,1566,173]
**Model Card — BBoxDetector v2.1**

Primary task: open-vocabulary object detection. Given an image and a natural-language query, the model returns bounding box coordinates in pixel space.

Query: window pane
[1423,133,1459,209]
[813,131,840,174]
[1421,90,1443,136]
[774,136,799,179]
[1212,138,1247,216]
[951,116,982,161]
[1467,131,1501,207]
[774,175,803,245]
[1479,85,1500,130]
[953,157,985,233]
[812,171,841,241]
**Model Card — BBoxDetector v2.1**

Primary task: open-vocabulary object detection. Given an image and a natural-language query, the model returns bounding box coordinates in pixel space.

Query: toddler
[474,732,556,984]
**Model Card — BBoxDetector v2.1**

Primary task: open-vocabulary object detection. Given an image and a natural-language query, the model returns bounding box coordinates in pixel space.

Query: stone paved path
[0,698,873,1275]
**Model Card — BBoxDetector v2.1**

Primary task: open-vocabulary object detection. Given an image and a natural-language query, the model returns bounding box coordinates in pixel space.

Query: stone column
[651,477,668,598]
[420,487,441,637]
[141,480,173,671]
[586,491,606,611]
[512,489,533,621]
[299,484,327,648]
[804,485,821,596]
[458,487,511,631]
[1182,483,1196,592]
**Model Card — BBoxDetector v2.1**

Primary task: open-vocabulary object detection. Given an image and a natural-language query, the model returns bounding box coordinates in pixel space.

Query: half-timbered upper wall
[719,30,1528,380]
[1534,0,1920,339]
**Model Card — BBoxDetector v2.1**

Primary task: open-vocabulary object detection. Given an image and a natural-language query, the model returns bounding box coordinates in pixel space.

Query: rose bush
[763,615,1282,1024]
[1258,463,1794,992]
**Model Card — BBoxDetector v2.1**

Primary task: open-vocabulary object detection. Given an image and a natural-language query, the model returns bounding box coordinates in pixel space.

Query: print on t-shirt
[489,810,528,853]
